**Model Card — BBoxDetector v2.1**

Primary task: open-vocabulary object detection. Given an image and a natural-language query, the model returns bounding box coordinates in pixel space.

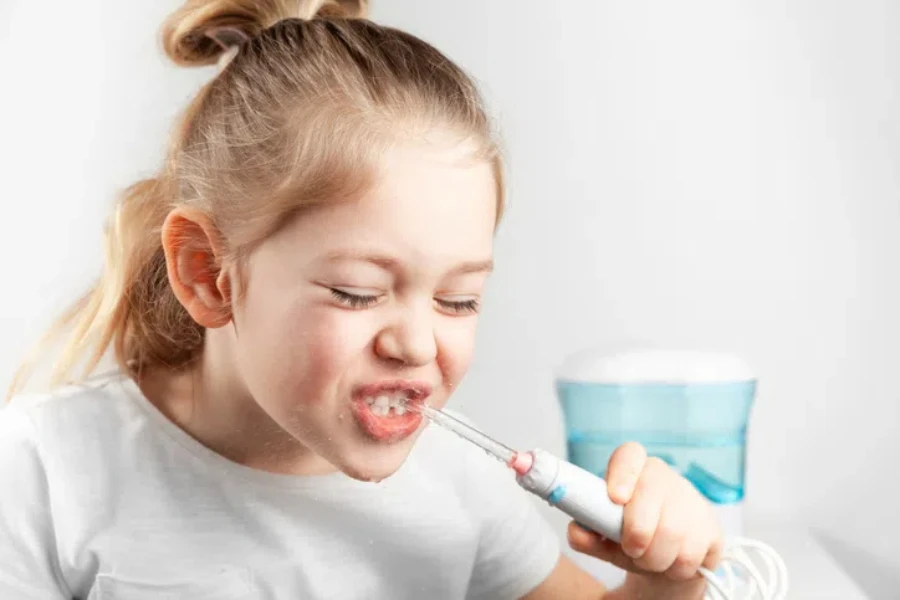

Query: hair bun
[314,0,369,19]
[161,0,370,67]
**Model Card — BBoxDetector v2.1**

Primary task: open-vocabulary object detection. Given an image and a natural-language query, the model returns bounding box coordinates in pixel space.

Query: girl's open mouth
[350,382,430,442]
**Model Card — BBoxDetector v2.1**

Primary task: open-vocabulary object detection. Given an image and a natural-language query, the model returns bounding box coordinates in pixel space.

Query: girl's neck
[137,340,337,476]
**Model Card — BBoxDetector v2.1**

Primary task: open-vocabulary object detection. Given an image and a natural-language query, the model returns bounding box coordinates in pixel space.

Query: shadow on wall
[814,530,900,600]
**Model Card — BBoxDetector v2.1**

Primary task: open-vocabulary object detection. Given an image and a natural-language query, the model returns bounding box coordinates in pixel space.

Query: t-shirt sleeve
[0,403,71,599]
[462,439,561,600]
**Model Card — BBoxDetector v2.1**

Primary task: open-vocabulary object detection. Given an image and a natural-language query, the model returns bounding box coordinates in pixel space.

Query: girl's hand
[568,442,723,598]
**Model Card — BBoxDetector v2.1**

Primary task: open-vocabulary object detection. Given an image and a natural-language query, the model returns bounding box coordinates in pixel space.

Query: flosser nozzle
[407,403,525,468]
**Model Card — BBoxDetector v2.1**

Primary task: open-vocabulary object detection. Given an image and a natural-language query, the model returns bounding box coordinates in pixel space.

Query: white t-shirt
[0,373,560,600]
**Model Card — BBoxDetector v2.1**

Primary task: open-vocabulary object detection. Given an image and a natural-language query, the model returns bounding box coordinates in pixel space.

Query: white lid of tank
[556,349,755,384]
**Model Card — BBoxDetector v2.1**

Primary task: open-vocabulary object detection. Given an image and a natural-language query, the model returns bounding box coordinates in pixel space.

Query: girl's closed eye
[436,295,480,314]
[330,287,384,309]
[329,287,480,314]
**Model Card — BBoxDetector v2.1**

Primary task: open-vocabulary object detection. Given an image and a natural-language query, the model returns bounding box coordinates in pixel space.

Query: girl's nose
[374,305,437,367]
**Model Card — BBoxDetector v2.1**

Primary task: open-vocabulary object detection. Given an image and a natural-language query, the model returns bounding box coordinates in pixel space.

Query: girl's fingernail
[614,484,631,500]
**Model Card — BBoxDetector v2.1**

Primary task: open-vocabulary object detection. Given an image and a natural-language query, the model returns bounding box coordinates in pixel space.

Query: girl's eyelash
[330,288,379,308]
[330,288,479,314]
[437,298,480,314]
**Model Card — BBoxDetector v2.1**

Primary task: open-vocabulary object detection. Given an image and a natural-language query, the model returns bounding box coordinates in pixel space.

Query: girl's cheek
[436,321,479,392]
[280,307,376,384]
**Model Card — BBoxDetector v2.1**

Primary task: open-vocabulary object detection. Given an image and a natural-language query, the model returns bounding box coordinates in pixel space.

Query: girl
[0,1,722,598]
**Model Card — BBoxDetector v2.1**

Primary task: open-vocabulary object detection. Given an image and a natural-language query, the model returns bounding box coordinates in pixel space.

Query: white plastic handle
[516,448,625,543]
[554,458,625,543]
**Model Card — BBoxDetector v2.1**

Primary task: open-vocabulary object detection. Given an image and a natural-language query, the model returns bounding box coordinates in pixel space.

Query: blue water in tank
[557,375,755,505]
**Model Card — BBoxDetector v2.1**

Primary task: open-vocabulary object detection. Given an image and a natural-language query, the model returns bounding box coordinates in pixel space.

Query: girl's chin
[338,443,415,483]
[340,462,400,483]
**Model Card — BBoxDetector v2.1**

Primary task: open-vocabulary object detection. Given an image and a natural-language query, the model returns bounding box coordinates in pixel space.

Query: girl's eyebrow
[322,250,493,275]
[323,250,398,270]
[447,259,494,276]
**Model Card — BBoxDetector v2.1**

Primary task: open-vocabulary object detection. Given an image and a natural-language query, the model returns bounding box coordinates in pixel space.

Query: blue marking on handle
[548,484,567,504]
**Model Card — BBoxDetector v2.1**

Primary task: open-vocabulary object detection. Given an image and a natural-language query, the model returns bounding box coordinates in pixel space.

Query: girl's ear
[161,207,233,328]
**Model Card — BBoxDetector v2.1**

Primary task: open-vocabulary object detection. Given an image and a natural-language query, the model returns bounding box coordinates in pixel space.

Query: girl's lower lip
[350,400,423,442]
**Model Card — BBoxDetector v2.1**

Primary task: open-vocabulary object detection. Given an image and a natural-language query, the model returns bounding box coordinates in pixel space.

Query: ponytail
[7,178,203,399]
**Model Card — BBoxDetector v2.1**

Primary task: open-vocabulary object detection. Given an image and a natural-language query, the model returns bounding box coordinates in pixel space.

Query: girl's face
[232,140,497,481]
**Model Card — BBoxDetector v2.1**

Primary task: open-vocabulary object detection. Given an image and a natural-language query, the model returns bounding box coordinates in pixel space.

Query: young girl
[0,1,723,598]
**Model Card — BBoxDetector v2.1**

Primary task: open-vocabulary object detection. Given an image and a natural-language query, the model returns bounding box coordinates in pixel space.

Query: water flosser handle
[516,448,624,543]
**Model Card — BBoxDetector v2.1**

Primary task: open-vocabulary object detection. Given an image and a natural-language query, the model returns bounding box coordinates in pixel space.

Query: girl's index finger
[605,441,647,505]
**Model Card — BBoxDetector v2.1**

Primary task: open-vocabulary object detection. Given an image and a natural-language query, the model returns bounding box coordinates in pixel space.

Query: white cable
[698,537,789,600]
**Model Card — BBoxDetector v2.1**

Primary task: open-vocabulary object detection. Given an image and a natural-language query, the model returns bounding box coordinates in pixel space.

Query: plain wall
[2,0,897,595]
[370,2,900,593]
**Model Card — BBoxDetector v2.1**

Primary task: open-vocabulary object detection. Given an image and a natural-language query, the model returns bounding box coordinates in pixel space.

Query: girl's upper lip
[353,380,432,401]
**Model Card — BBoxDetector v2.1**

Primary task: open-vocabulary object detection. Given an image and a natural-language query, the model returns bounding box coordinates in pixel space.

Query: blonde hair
[8,0,503,398]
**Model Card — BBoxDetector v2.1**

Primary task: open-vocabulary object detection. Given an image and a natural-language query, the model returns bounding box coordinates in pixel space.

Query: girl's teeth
[388,394,409,407]
[362,393,415,417]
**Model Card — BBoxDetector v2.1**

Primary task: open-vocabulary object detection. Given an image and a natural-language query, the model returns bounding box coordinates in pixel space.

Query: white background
[1,1,897,596]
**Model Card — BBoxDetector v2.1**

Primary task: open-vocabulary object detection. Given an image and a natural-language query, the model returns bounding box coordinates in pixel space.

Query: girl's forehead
[309,147,496,234]
[257,141,498,275]
[262,153,496,276]
[304,197,495,269]
[370,145,495,215]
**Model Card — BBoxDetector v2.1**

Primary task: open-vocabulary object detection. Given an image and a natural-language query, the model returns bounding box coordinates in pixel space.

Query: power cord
[699,537,788,599]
